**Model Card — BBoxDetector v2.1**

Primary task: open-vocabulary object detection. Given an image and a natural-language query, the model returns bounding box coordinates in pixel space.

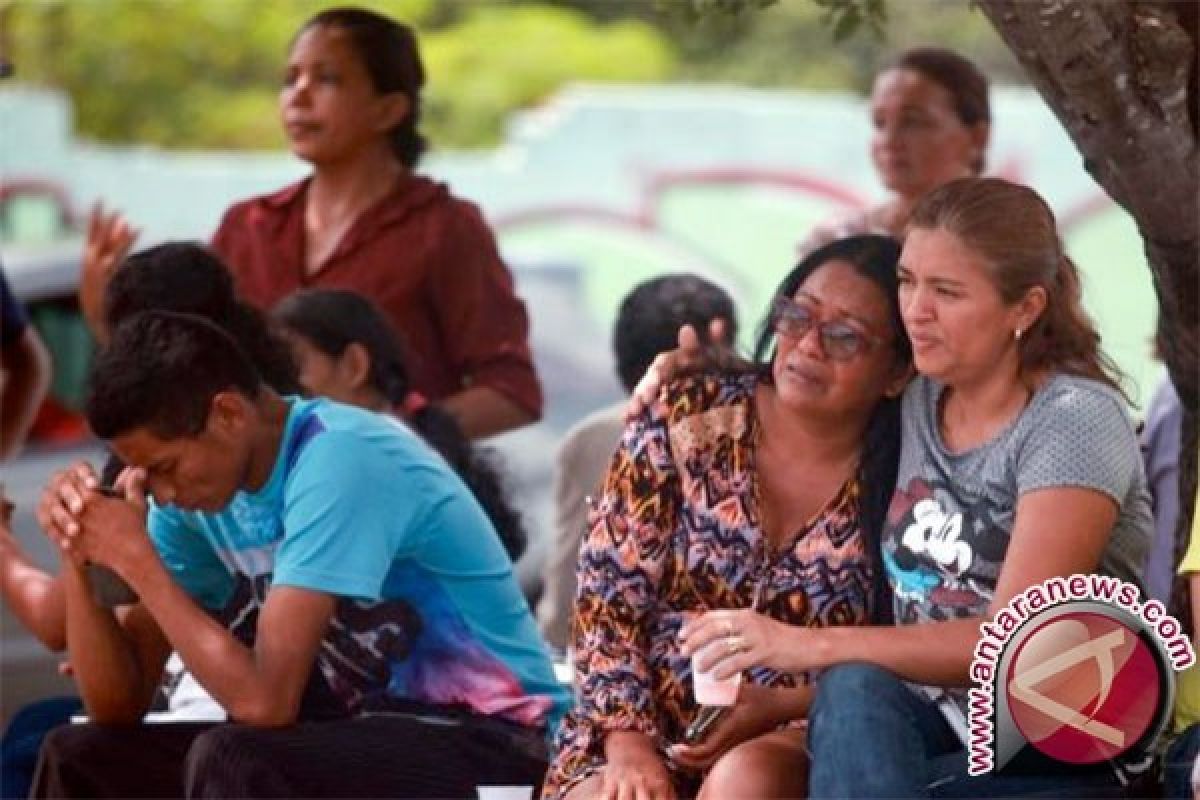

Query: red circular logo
[1005,611,1161,764]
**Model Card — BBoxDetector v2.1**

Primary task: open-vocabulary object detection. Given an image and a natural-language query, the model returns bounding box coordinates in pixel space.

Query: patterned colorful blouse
[542,373,877,798]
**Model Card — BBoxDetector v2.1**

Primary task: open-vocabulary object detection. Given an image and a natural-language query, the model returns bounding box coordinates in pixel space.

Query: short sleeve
[209,206,238,261]
[148,505,234,611]
[1016,384,1140,505]
[273,431,431,600]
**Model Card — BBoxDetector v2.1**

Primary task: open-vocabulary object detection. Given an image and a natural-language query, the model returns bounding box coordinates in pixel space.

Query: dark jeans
[32,711,548,799]
[1,696,83,800]
[807,662,1127,799]
[1164,724,1200,800]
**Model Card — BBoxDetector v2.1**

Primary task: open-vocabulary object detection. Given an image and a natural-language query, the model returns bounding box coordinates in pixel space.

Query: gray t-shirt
[883,373,1152,737]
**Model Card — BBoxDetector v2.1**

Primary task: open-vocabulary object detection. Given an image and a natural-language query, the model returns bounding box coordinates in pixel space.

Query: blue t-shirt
[149,397,569,729]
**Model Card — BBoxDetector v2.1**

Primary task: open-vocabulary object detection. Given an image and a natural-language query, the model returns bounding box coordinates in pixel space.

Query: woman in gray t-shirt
[680,178,1152,798]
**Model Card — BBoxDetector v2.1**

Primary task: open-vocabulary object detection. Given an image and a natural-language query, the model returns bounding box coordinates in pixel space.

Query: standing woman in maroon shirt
[81,7,541,439]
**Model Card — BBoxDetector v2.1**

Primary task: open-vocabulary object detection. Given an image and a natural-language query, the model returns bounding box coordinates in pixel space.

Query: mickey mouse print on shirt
[883,477,1009,623]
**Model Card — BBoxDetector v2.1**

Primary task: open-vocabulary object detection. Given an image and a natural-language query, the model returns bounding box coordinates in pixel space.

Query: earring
[1014,328,1023,342]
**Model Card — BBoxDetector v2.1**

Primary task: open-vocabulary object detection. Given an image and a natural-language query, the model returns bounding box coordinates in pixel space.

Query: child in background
[273,288,527,562]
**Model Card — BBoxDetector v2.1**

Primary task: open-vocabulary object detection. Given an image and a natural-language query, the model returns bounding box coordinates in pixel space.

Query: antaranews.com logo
[967,574,1196,775]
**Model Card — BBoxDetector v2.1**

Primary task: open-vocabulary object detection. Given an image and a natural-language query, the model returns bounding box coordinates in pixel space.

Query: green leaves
[6,0,1018,151]
[662,0,780,21]
[812,0,888,41]
[672,0,886,40]
[7,0,675,151]
[422,6,674,147]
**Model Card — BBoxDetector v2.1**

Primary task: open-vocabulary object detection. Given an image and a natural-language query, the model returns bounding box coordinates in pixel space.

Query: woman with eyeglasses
[679,178,1151,798]
[542,234,912,800]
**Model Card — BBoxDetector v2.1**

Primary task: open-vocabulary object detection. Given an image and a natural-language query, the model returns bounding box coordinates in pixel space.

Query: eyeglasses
[771,295,885,362]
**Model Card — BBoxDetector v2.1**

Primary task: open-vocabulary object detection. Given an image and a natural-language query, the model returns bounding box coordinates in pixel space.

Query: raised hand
[72,467,152,578]
[625,317,739,421]
[35,462,151,576]
[80,203,139,339]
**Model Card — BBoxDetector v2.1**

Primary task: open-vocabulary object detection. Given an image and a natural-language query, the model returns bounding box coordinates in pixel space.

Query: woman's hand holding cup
[678,609,795,678]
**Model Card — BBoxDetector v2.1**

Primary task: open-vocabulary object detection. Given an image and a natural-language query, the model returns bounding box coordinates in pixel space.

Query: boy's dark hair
[86,311,261,440]
[106,242,301,395]
[613,274,738,393]
[273,289,528,561]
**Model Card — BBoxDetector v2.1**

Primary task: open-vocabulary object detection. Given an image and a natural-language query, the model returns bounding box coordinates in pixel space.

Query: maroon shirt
[212,174,542,417]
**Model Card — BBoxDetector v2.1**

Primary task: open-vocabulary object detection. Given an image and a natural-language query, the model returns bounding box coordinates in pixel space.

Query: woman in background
[81,7,540,439]
[800,47,990,254]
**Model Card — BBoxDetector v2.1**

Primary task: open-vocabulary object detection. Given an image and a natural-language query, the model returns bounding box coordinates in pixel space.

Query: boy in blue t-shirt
[34,310,567,798]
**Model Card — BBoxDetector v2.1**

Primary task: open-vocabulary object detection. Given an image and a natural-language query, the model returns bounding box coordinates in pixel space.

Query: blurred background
[0,0,1158,721]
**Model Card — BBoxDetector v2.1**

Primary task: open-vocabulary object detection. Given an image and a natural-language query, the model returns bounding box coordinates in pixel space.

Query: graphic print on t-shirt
[206,557,553,725]
[883,477,1010,621]
[152,397,565,728]
[320,564,554,725]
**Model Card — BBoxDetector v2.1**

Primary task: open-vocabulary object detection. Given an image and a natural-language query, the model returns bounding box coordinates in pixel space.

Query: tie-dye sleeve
[569,402,679,739]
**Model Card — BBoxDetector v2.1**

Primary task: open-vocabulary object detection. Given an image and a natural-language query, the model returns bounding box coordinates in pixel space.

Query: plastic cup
[692,644,742,706]
[476,786,533,800]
